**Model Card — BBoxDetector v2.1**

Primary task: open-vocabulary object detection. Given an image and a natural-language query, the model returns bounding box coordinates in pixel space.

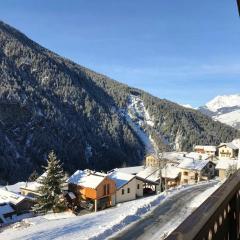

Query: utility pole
[157,149,162,193]
[157,145,167,193]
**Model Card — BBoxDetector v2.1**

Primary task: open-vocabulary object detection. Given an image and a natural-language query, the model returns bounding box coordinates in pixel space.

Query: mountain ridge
[0,20,239,183]
[199,94,240,130]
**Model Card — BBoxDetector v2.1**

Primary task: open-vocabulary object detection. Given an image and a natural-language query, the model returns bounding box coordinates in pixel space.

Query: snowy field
[0,181,220,240]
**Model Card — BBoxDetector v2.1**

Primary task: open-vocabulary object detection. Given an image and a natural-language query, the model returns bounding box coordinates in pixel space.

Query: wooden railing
[166,170,240,240]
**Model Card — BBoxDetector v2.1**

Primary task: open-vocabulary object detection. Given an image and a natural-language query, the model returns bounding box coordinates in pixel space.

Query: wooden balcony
[166,170,240,240]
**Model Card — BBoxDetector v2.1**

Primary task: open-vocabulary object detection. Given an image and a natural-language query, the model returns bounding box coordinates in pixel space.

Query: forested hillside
[0,21,238,183]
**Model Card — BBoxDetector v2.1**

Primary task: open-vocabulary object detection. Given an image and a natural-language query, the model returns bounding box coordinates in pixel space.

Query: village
[0,138,240,227]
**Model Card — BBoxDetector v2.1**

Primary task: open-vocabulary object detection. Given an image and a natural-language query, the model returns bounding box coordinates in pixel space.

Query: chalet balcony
[166,170,240,240]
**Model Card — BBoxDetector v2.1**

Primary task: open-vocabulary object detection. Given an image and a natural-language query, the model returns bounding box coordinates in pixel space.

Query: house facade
[108,170,143,204]
[68,170,116,211]
[218,143,239,160]
[194,145,216,156]
[145,155,159,167]
[161,163,181,188]
[178,159,215,184]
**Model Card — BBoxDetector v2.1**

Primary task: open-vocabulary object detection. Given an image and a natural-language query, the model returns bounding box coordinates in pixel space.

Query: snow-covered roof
[137,167,158,180]
[137,167,161,183]
[0,189,30,205]
[20,181,41,192]
[20,172,48,193]
[216,160,238,170]
[114,166,144,175]
[218,142,239,150]
[161,164,180,179]
[136,165,179,182]
[177,158,210,171]
[162,152,187,162]
[1,182,26,194]
[194,146,216,152]
[185,152,210,160]
[108,171,135,189]
[67,170,106,189]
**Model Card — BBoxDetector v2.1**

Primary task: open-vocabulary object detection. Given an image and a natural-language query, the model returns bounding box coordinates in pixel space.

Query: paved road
[111,182,216,240]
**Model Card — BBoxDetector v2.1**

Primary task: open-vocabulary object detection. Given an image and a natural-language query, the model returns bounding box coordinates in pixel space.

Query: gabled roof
[177,158,210,171]
[194,145,216,152]
[20,181,41,193]
[0,189,31,206]
[161,163,180,179]
[114,166,144,175]
[137,167,159,181]
[218,142,239,150]
[136,164,180,182]
[185,152,210,160]
[67,170,106,189]
[108,171,135,189]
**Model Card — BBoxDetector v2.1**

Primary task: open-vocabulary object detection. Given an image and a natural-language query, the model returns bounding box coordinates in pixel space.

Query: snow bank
[189,182,222,209]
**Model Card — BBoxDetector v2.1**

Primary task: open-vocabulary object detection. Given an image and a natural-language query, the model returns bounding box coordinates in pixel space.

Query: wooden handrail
[166,170,240,240]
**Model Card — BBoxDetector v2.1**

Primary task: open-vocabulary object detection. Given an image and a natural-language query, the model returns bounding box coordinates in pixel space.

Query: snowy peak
[199,94,240,130]
[205,94,240,112]
[181,104,194,109]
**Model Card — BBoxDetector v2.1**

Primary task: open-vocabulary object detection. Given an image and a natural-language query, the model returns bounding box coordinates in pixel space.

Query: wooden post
[95,199,98,212]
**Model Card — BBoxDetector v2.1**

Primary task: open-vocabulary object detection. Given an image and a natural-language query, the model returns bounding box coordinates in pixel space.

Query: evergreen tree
[33,151,67,214]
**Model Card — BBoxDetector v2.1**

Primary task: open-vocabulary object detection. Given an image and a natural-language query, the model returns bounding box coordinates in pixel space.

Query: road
[111,182,216,240]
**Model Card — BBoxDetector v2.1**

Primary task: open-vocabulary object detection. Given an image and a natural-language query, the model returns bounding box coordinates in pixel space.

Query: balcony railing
[166,170,240,240]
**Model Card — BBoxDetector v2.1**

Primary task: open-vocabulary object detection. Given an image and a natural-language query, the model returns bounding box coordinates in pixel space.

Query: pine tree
[33,151,67,214]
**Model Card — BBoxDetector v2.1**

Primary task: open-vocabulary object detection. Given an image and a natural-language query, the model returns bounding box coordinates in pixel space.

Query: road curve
[110,182,216,240]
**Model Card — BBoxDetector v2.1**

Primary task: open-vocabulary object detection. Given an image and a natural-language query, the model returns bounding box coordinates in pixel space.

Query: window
[184,179,188,184]
[183,171,188,176]
[103,184,107,195]
[103,184,110,195]
[122,189,124,195]
[127,188,130,193]
[137,184,140,189]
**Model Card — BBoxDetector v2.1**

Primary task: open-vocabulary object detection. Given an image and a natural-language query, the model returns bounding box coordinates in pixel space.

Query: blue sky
[0,0,240,107]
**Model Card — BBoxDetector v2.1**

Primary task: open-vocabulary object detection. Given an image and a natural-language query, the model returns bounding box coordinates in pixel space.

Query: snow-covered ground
[146,182,221,240]
[189,182,221,209]
[0,181,220,240]
[213,109,240,128]
[121,95,157,155]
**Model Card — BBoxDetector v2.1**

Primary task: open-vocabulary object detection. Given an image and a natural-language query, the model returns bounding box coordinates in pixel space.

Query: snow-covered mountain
[199,94,240,130]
